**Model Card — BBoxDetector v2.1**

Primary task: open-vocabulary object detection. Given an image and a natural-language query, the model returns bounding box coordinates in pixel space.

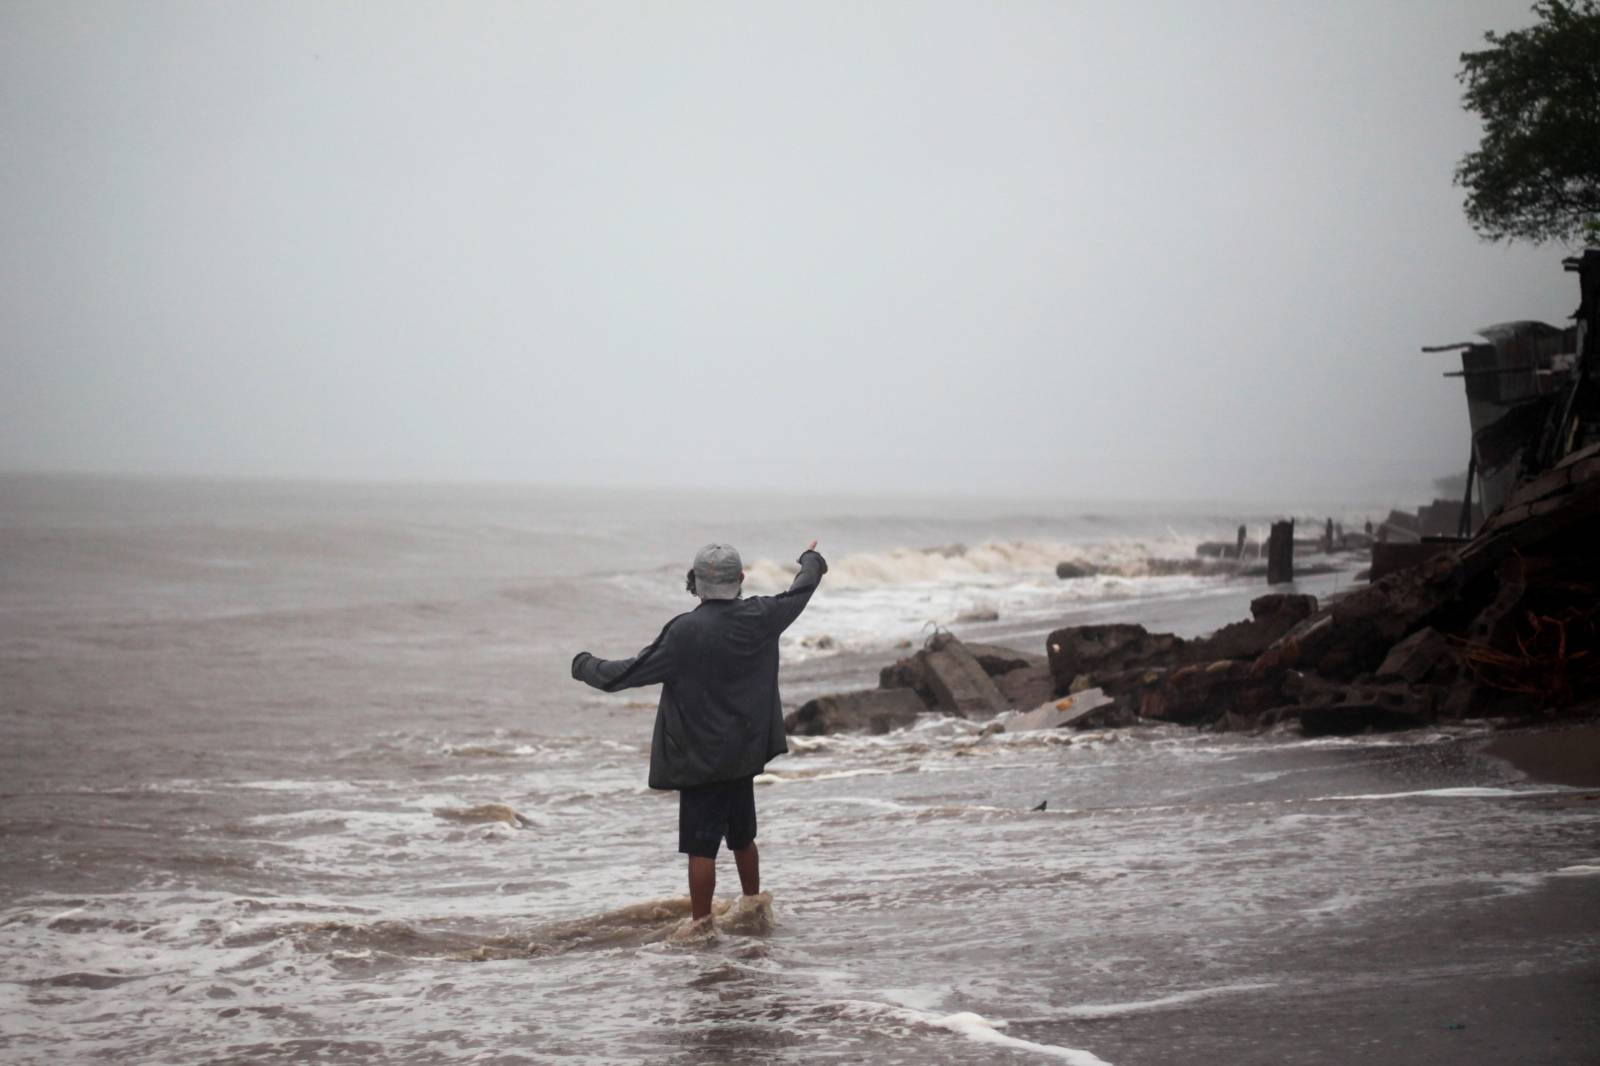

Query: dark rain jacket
[571,549,827,791]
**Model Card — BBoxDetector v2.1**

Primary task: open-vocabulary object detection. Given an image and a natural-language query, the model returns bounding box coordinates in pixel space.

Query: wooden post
[1235,524,1247,559]
[1323,517,1334,553]
[1268,519,1295,584]
[1458,452,1477,538]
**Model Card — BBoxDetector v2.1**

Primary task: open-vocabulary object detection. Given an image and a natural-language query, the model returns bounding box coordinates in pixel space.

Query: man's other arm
[571,626,677,692]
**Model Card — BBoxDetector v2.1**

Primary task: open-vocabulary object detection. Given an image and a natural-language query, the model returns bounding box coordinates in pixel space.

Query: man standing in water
[570,540,827,926]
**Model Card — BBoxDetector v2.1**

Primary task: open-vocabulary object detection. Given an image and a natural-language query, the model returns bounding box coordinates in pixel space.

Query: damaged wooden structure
[1422,250,1600,527]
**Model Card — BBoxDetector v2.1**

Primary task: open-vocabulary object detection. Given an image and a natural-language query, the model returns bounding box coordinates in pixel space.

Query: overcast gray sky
[0,1,1581,501]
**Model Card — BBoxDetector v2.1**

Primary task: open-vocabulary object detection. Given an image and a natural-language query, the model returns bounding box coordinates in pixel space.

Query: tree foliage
[1455,0,1600,244]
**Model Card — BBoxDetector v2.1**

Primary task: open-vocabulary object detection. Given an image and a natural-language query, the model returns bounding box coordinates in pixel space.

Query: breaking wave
[8,892,782,994]
[742,536,1229,593]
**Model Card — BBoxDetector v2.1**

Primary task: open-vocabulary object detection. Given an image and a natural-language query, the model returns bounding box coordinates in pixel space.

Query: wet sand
[1055,875,1600,1066]
[1482,722,1600,788]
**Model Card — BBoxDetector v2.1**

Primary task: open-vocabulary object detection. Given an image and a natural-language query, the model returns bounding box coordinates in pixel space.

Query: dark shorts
[678,776,757,859]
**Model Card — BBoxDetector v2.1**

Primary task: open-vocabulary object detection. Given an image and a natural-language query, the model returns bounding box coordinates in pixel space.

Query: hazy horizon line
[0,462,1460,513]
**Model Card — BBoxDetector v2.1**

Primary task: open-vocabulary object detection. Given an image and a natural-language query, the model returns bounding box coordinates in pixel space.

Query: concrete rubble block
[1187,593,1320,663]
[1139,659,1284,726]
[1093,700,1142,729]
[961,642,1048,676]
[1254,705,1305,729]
[1375,626,1457,684]
[1007,688,1115,731]
[1046,623,1185,693]
[1088,666,1163,723]
[1060,688,1123,728]
[1188,619,1273,663]
[1298,703,1432,737]
[1283,672,1443,734]
[1206,710,1265,734]
[923,633,1009,718]
[1254,558,1472,682]
[880,638,1047,711]
[1250,593,1319,622]
[784,688,927,736]
[993,663,1056,711]
[878,654,932,703]
[1439,679,1538,719]
[1285,672,1433,705]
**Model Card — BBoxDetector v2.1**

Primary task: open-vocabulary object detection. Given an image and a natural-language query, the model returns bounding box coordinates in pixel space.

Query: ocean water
[2,476,1596,1065]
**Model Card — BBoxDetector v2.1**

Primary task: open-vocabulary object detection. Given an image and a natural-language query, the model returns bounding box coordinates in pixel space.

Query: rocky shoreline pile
[788,442,1600,739]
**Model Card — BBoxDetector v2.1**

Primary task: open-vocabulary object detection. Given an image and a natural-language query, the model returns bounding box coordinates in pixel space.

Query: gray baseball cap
[693,543,743,600]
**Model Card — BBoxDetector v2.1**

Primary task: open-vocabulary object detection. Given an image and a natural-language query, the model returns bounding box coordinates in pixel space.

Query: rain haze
[1,2,1583,502]
[7,6,1600,1064]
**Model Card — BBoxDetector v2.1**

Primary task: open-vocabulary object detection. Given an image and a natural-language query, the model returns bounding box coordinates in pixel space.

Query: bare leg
[732,841,760,896]
[688,856,716,920]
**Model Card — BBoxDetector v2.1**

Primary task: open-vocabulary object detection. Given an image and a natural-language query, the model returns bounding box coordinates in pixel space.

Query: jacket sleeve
[754,549,827,636]
[571,622,677,692]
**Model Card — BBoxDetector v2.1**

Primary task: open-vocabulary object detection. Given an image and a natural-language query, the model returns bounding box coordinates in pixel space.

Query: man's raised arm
[757,541,828,635]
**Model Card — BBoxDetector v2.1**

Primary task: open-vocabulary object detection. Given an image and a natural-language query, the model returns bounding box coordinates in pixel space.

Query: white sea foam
[877,985,955,1011]
[1317,786,1570,802]
[220,778,367,792]
[743,536,1217,593]
[1049,982,1278,1019]
[141,777,371,796]
[755,768,894,785]
[853,1002,1114,1065]
[243,807,425,830]
[1553,863,1600,877]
